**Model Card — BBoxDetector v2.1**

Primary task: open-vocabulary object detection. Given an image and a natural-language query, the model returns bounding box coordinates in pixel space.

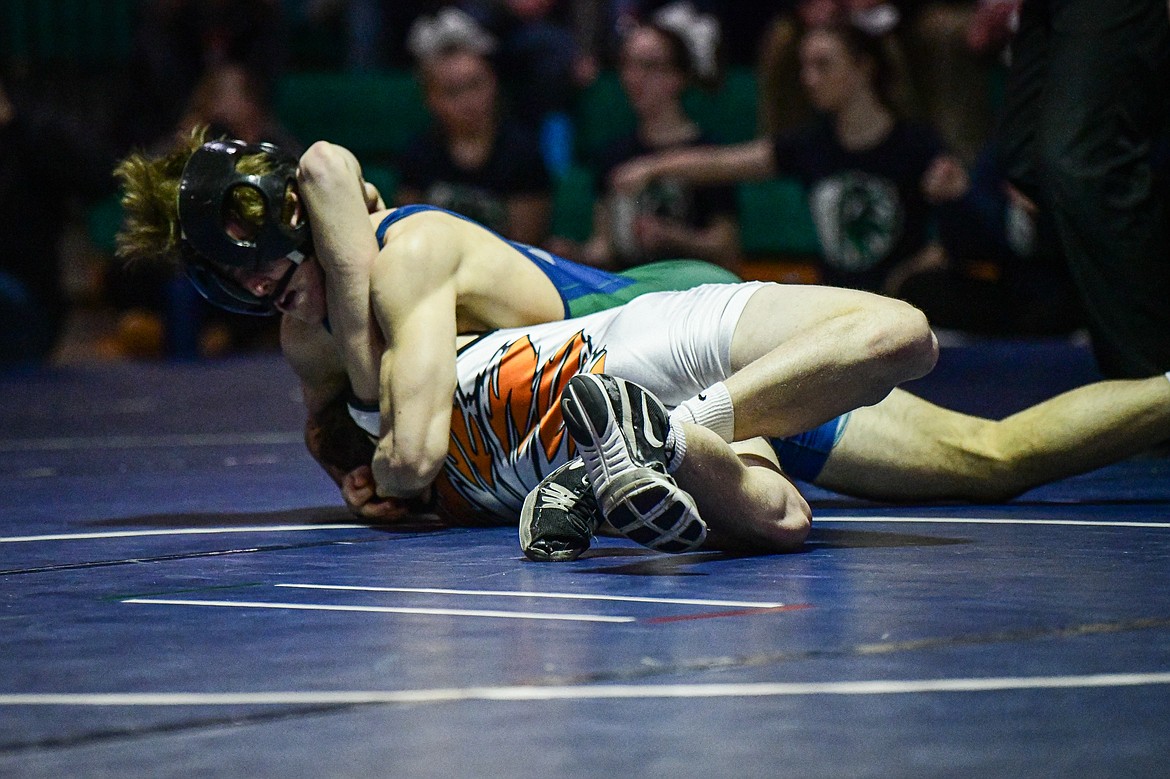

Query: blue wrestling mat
[1,340,1168,777]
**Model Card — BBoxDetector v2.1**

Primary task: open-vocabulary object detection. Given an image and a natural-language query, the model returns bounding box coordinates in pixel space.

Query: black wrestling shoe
[560,374,707,554]
[519,458,602,562]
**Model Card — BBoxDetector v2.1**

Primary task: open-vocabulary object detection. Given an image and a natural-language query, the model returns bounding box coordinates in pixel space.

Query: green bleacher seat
[2,0,135,68]
[573,71,637,162]
[738,179,820,258]
[682,66,759,144]
[275,71,430,163]
[551,165,596,242]
[361,164,399,205]
[86,193,123,256]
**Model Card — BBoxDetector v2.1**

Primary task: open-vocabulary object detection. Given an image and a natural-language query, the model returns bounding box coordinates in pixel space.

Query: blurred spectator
[552,2,741,271]
[462,0,584,126]
[177,63,302,151]
[462,0,602,170]
[758,1,1005,163]
[292,0,442,70]
[609,19,965,295]
[395,7,552,245]
[900,0,1017,164]
[0,79,116,364]
[120,0,288,149]
[758,1,916,138]
[900,140,1086,336]
[628,0,785,68]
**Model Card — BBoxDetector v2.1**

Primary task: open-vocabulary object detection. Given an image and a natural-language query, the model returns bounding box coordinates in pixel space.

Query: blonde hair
[114,126,275,269]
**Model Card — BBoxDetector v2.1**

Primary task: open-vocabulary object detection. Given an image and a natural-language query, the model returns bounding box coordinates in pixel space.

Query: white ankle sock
[1164,371,1170,385]
[669,382,735,442]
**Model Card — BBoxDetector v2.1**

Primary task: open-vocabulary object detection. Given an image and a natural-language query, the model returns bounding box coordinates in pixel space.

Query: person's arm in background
[924,146,1024,261]
[610,137,777,195]
[882,146,971,296]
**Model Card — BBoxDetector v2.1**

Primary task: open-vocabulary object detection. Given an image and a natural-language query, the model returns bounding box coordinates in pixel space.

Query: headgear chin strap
[177,139,311,316]
[181,244,302,316]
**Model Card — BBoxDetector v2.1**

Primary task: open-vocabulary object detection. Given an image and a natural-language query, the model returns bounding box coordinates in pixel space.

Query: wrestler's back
[371,207,566,333]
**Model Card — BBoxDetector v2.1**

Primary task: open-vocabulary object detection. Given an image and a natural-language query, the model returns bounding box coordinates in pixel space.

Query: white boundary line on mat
[4,672,1170,706]
[7,516,1166,545]
[275,583,785,609]
[0,525,368,543]
[121,597,635,624]
[819,517,1170,529]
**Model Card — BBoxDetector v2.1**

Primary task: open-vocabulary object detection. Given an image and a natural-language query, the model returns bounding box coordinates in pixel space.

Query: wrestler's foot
[520,458,602,562]
[560,374,707,553]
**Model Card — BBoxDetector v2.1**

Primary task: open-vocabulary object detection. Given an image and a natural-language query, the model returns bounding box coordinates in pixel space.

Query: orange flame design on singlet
[435,331,606,525]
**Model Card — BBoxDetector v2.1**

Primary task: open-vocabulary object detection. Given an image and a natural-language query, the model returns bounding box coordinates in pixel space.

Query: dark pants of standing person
[997,0,1170,378]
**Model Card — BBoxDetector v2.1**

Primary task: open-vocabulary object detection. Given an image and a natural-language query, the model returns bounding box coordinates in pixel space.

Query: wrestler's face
[273,257,326,324]
[799,30,871,113]
[277,257,327,324]
[226,255,325,324]
[620,27,687,117]
[215,180,324,319]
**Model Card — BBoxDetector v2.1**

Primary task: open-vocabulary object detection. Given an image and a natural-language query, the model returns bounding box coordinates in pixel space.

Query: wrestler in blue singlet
[374,204,740,318]
[373,204,848,483]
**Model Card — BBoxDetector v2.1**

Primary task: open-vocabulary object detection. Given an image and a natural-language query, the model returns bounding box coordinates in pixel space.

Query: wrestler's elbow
[764,484,812,552]
[728,472,811,553]
[298,141,356,189]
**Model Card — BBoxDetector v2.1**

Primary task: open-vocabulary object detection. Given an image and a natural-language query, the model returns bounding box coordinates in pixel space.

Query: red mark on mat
[643,603,812,624]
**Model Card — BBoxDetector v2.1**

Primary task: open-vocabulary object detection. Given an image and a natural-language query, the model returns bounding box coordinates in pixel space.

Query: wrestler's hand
[341,465,412,521]
[362,180,385,213]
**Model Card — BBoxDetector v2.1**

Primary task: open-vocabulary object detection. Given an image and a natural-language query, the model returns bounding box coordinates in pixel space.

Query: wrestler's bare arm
[681,432,811,554]
[296,141,383,404]
[280,315,410,521]
[368,219,462,498]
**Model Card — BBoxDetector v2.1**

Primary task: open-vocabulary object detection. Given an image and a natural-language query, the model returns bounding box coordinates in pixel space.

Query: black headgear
[177,139,311,315]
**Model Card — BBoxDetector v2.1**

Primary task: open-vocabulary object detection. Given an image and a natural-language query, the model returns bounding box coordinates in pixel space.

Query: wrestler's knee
[861,300,939,390]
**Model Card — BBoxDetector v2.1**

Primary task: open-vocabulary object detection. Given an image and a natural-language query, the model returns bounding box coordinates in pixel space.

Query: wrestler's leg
[521,427,811,558]
[719,284,938,441]
[677,430,811,553]
[815,379,1170,502]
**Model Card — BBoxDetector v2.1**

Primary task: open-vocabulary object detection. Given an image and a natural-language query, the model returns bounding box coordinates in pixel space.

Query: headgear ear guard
[177,139,311,315]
